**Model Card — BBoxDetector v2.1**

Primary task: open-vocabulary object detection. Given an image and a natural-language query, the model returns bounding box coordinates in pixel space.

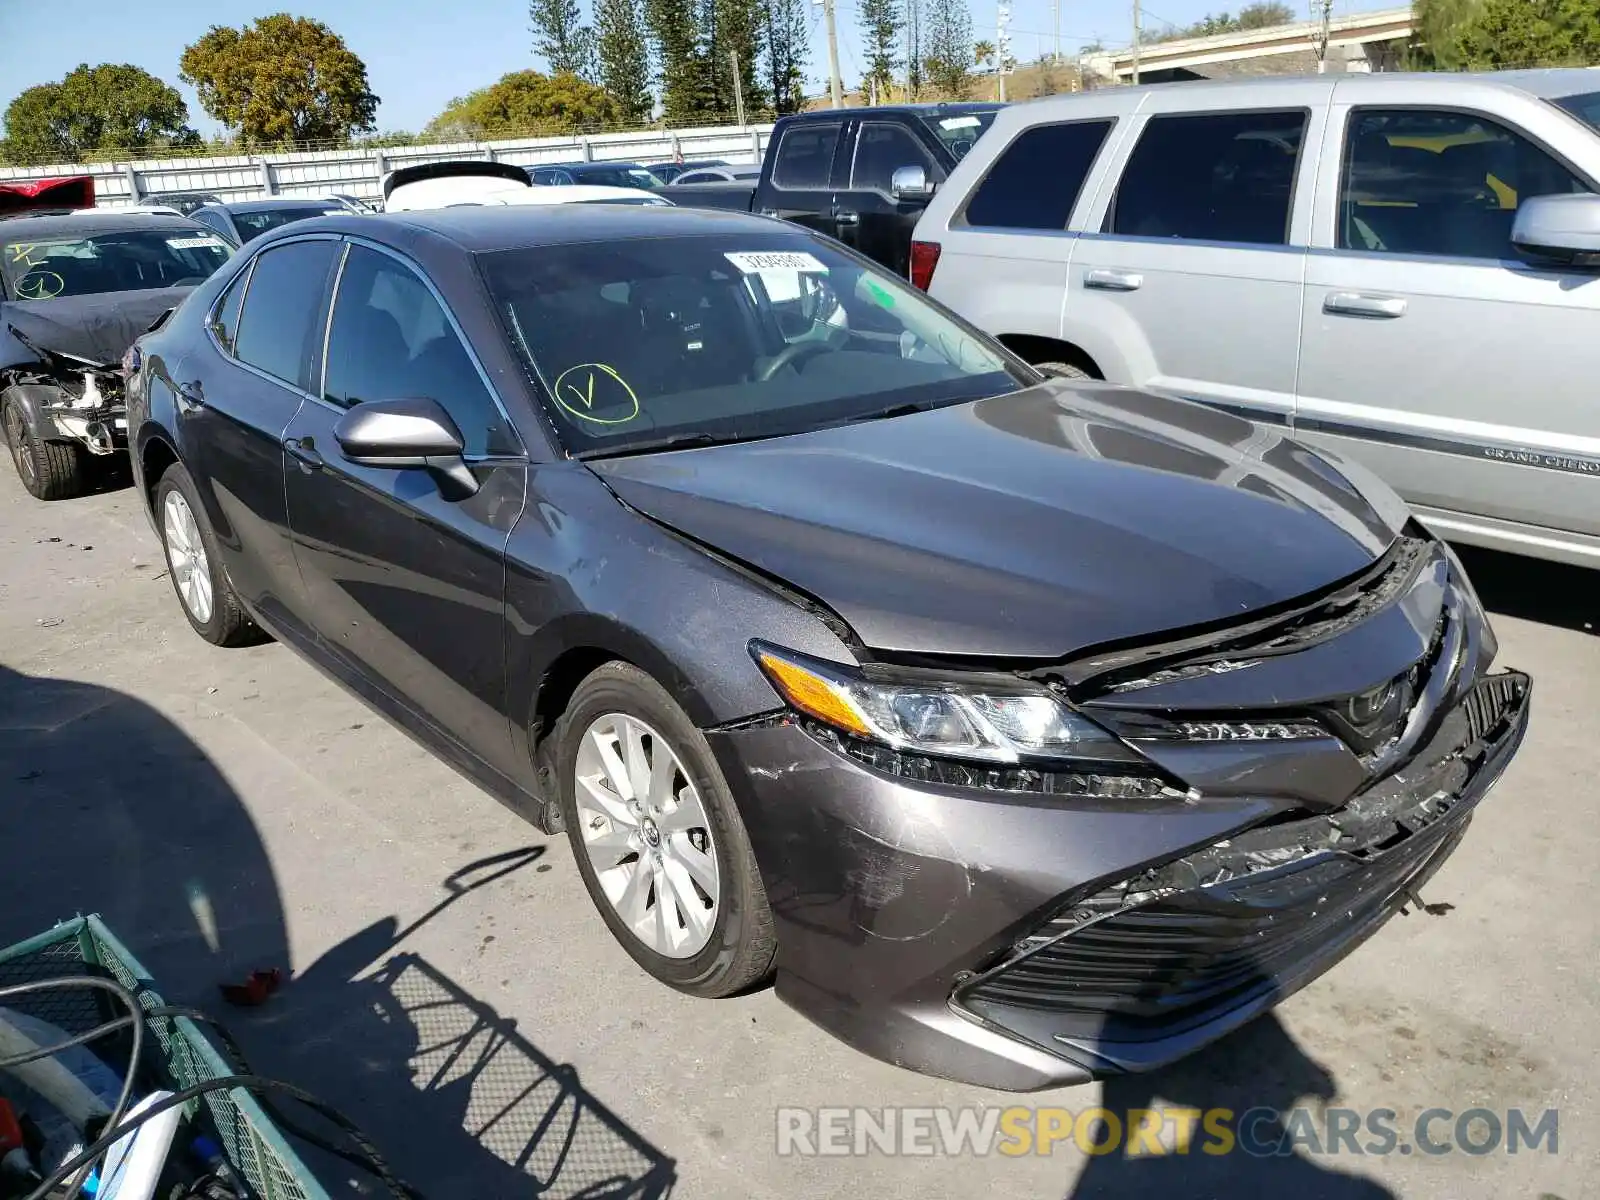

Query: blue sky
[0,0,1397,136]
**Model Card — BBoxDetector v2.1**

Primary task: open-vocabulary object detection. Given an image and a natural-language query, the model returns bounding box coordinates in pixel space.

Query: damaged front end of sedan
[950,533,1532,1080]
[1,296,176,499]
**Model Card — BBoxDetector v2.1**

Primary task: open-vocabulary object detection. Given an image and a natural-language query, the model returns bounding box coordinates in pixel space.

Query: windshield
[1,228,231,300]
[1555,91,1600,135]
[919,109,1000,160]
[233,206,346,242]
[481,231,1023,457]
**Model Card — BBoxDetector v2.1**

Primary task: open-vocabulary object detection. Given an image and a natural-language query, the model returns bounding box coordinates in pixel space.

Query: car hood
[0,287,194,370]
[590,382,1402,659]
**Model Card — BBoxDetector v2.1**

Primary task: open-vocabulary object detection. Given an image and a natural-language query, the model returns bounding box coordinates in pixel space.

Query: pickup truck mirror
[1511,193,1600,267]
[890,165,936,202]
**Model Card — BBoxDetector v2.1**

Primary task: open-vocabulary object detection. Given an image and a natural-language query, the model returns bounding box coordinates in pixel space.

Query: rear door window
[1339,108,1593,260]
[772,122,843,189]
[964,120,1114,230]
[208,262,252,355]
[232,239,339,389]
[1106,110,1307,246]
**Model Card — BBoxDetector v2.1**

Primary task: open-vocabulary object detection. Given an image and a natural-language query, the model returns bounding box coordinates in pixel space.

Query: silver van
[912,71,1600,568]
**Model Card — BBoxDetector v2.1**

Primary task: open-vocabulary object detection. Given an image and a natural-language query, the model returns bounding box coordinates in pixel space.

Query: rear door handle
[834,210,861,227]
[284,437,324,471]
[1084,268,1143,292]
[1324,291,1407,319]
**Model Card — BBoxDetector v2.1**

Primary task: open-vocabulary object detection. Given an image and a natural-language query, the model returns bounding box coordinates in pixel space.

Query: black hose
[0,976,144,1200]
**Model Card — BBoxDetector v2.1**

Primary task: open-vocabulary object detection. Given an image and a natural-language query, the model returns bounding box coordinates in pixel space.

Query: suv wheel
[1035,360,1092,380]
[3,400,85,501]
[155,463,260,646]
[556,662,776,997]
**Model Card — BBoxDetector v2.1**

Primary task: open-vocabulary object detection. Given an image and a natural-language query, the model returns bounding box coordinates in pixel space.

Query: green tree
[180,14,378,146]
[647,0,714,121]
[858,0,903,106]
[595,0,654,122]
[530,0,597,78]
[907,0,925,96]
[1156,2,1294,42]
[923,0,974,97]
[974,38,996,66]
[762,0,809,113]
[1407,0,1486,68]
[1455,0,1600,68]
[425,70,618,138]
[712,0,768,116]
[1,63,198,164]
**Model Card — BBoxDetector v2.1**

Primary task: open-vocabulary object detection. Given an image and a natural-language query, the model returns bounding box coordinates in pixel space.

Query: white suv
[912,70,1600,569]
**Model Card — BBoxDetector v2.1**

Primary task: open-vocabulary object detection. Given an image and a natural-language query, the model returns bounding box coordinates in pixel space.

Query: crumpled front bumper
[706,534,1531,1091]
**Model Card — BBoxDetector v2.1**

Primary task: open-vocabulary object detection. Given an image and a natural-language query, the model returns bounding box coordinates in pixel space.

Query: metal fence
[0,122,776,208]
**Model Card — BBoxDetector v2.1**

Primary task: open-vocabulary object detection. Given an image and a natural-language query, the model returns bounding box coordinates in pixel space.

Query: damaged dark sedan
[125,206,1531,1090]
[1,208,231,499]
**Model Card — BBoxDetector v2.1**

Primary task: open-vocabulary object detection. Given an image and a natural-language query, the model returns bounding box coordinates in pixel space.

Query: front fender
[1,382,68,443]
[503,463,858,772]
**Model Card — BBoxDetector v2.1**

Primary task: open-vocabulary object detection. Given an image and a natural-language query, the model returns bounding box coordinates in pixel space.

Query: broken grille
[958,669,1529,1042]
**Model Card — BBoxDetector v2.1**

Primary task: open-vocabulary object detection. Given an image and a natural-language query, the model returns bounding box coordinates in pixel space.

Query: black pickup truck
[657,103,1001,279]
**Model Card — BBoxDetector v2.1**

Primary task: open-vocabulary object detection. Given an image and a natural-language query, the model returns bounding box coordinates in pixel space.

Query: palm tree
[973,38,996,68]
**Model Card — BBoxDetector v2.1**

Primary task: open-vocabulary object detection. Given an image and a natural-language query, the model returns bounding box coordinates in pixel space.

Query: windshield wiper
[574,431,774,460]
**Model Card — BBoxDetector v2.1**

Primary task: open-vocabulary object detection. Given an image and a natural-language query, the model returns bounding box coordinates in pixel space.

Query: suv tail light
[909,240,941,291]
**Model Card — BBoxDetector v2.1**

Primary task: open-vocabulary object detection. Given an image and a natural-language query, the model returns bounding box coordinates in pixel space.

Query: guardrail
[0,122,775,208]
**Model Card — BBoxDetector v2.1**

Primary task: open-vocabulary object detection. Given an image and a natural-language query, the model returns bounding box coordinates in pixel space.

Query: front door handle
[1324,291,1407,319]
[176,380,206,410]
[1084,268,1143,292]
[834,210,861,228]
[284,436,324,471]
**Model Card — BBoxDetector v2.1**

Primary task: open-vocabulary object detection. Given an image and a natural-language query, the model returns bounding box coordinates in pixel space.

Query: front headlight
[751,642,1151,767]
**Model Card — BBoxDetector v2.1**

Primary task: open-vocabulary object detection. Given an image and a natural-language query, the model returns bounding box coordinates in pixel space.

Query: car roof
[366,203,788,252]
[215,197,348,213]
[0,209,205,239]
[1009,67,1600,112]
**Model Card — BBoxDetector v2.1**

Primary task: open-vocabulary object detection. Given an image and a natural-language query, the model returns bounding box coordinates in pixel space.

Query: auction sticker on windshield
[724,251,828,274]
[167,236,227,250]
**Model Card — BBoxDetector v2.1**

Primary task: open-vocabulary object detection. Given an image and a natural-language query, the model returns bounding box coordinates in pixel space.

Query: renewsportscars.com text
[775,1105,1559,1159]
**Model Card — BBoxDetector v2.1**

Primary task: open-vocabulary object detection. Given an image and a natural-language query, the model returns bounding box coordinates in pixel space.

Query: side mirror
[1511,193,1600,267]
[333,397,479,500]
[890,165,936,202]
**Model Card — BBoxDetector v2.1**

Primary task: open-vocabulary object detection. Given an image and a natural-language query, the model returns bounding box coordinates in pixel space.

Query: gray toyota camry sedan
[126,205,1531,1090]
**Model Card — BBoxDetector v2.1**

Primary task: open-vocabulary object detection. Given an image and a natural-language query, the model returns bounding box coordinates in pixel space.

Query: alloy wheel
[3,404,32,487]
[574,712,721,959]
[162,490,214,624]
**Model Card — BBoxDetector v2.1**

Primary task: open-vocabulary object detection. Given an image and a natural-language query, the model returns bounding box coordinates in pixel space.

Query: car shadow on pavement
[1451,544,1598,636]
[0,662,676,1198]
[1064,1012,1394,1200]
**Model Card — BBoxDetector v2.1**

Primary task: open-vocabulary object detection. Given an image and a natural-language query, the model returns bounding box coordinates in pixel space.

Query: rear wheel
[557,662,775,997]
[155,463,260,647]
[3,399,85,501]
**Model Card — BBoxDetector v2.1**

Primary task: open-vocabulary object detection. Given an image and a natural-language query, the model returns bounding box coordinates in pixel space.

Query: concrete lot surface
[1,462,1595,1199]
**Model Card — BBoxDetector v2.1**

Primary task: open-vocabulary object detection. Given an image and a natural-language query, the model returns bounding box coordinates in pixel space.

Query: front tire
[1034,360,1092,380]
[155,463,259,647]
[3,399,85,501]
[557,662,776,998]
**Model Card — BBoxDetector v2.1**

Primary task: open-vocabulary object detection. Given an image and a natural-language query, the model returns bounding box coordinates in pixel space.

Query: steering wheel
[758,339,831,382]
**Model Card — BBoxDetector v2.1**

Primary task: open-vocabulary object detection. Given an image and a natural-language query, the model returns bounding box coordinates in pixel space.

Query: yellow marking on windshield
[553,362,641,424]
[8,244,41,268]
